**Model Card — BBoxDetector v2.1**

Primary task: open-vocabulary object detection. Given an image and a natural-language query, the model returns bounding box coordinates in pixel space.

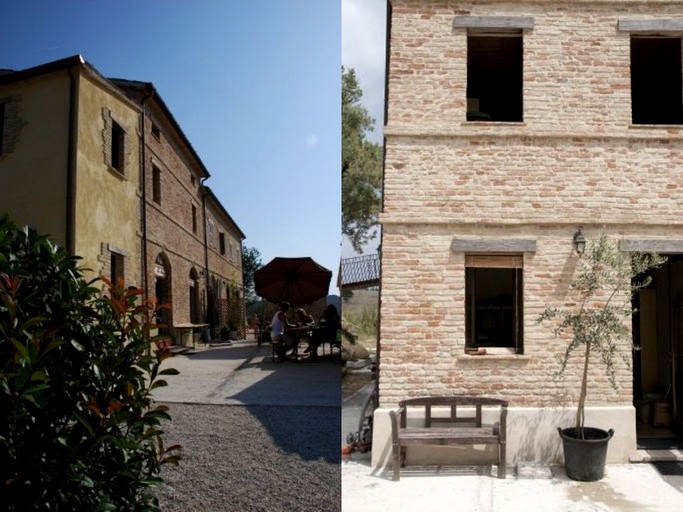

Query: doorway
[154,253,172,336]
[633,256,683,448]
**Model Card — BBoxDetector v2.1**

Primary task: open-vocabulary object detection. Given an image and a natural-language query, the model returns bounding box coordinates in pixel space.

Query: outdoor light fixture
[573,228,586,255]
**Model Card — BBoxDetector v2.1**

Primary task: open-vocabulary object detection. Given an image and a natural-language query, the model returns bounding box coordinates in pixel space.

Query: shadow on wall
[508,407,575,464]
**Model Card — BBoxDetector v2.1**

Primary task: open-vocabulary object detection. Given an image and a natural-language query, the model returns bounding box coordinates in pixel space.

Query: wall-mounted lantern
[573,228,586,255]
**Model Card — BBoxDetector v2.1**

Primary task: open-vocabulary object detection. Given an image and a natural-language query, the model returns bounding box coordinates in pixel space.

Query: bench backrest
[397,396,508,429]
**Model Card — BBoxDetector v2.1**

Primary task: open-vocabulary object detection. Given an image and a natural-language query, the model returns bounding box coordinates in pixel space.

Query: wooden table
[174,323,209,350]
[285,325,323,361]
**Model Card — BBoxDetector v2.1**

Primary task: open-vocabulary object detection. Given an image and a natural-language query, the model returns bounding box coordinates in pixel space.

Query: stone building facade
[375,0,683,468]
[0,56,245,344]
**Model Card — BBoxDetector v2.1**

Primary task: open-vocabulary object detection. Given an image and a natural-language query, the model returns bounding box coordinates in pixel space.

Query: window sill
[107,166,126,181]
[462,121,526,127]
[456,354,531,362]
[629,123,683,129]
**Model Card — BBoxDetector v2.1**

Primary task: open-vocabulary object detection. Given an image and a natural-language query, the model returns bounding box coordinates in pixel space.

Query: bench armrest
[389,406,406,443]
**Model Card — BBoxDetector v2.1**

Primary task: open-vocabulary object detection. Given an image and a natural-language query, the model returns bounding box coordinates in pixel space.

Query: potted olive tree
[538,230,665,481]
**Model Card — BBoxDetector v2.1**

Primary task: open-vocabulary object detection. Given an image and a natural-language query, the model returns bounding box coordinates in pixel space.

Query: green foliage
[342,67,382,252]
[342,308,378,344]
[241,245,263,305]
[0,215,179,511]
[538,230,665,432]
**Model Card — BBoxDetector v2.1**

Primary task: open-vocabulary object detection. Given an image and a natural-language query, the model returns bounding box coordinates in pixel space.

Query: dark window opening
[151,122,161,139]
[631,37,683,125]
[466,33,523,122]
[192,204,197,234]
[219,233,226,255]
[189,269,200,324]
[110,252,124,290]
[0,103,5,156]
[111,121,125,173]
[152,165,161,204]
[465,260,523,352]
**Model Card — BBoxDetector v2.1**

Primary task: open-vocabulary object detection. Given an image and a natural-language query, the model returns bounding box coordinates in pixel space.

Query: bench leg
[392,441,401,481]
[498,442,506,479]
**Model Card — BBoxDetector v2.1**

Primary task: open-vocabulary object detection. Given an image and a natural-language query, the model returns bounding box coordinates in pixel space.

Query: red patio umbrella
[254,257,332,307]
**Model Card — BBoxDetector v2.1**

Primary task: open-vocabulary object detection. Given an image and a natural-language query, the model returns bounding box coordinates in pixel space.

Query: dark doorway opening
[633,255,683,448]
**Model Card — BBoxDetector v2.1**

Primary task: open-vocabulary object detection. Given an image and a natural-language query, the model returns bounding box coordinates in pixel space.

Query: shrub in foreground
[0,216,179,511]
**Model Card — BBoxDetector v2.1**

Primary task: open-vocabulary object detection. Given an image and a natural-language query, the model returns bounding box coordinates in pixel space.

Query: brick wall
[142,105,210,327]
[381,1,683,406]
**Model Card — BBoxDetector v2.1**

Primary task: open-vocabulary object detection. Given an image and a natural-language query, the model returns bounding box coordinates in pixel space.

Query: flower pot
[558,427,614,481]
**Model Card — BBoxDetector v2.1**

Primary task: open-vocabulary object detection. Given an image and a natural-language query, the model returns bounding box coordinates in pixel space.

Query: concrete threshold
[630,449,683,462]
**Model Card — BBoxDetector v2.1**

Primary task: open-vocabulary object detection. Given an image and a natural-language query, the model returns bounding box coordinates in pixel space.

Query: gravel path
[155,403,340,512]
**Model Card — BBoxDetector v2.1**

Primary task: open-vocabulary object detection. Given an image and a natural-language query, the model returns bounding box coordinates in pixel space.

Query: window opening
[465,255,523,353]
[110,252,124,290]
[151,122,161,139]
[0,103,5,156]
[219,233,226,255]
[467,32,523,122]
[631,37,683,125]
[152,165,161,204]
[111,121,125,173]
[192,205,197,234]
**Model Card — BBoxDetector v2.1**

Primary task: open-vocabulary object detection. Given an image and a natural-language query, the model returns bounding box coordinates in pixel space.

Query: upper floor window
[152,165,161,204]
[192,204,197,234]
[207,218,215,248]
[0,103,5,156]
[467,32,523,122]
[219,232,226,255]
[453,16,533,123]
[151,122,161,139]
[111,121,125,174]
[631,37,683,125]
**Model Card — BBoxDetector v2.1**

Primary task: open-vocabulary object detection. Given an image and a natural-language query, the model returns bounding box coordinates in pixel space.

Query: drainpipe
[139,89,153,299]
[66,63,81,254]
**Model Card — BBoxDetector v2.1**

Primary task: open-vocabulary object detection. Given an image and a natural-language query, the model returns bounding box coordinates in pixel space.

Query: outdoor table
[173,323,209,350]
[285,325,323,361]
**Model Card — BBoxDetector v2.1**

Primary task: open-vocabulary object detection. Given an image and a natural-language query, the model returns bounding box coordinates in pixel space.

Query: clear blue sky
[1,0,341,293]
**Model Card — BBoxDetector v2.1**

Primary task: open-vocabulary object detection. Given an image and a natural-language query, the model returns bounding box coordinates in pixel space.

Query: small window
[152,165,161,204]
[465,255,523,353]
[207,219,215,247]
[192,204,197,234]
[111,121,125,173]
[151,122,161,139]
[467,32,523,122]
[111,252,125,290]
[219,233,226,255]
[0,103,5,156]
[190,175,196,187]
[631,37,683,125]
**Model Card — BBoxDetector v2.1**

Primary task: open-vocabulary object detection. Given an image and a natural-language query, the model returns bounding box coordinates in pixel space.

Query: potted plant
[538,230,665,481]
[227,316,240,341]
[220,326,230,342]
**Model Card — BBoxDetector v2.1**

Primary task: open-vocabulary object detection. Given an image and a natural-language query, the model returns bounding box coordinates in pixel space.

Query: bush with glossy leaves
[0,215,179,511]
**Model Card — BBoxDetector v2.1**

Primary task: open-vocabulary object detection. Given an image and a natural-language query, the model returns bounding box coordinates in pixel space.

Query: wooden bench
[389,396,508,481]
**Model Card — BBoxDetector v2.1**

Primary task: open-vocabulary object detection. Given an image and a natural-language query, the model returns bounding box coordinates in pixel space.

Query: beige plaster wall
[74,72,141,286]
[0,72,71,245]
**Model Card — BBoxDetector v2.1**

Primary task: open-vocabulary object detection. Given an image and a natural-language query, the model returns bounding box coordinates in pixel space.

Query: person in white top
[271,302,295,361]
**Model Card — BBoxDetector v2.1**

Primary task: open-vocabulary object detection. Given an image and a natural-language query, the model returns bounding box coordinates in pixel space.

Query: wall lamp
[573,228,586,255]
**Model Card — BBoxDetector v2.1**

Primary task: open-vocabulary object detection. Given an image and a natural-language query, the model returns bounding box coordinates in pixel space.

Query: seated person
[295,308,315,353]
[309,304,341,359]
[295,308,314,326]
[270,302,296,361]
